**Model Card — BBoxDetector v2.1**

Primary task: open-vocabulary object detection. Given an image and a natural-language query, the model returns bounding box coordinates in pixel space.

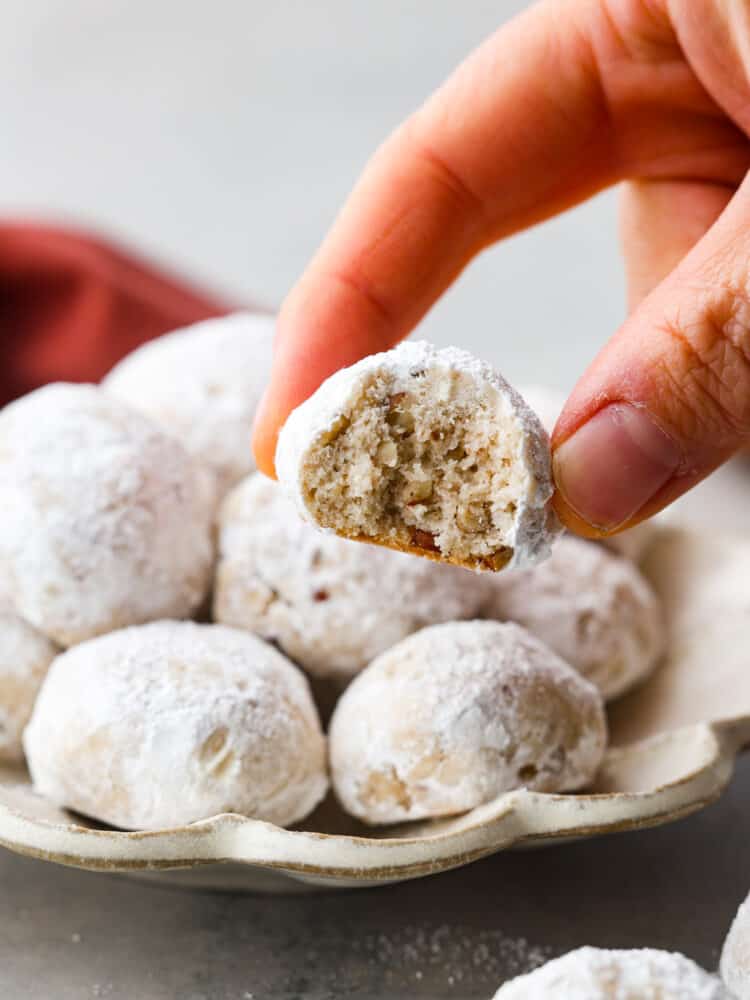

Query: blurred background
[0,0,621,396]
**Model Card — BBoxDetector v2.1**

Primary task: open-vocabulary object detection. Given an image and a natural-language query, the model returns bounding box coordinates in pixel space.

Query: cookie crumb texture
[492,946,729,999]
[276,342,559,571]
[329,621,607,825]
[721,892,750,999]
[23,621,328,830]
[214,475,486,680]
[0,384,214,647]
[482,536,666,701]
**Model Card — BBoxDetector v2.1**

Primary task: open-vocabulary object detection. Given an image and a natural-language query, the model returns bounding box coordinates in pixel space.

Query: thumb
[553,176,750,536]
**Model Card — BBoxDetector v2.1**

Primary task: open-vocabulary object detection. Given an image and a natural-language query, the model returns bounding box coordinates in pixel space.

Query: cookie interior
[299,365,532,569]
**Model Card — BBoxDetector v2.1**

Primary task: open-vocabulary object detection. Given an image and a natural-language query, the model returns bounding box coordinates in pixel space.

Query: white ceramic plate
[1,525,749,892]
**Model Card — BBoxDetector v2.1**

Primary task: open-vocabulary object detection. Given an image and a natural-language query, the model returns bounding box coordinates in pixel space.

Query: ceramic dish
[1,525,748,893]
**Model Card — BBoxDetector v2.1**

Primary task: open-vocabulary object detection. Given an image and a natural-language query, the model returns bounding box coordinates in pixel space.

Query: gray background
[0,0,620,394]
[0,2,747,997]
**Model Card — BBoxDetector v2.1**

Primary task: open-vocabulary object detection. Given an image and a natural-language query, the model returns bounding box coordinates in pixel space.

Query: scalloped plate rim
[0,718,744,886]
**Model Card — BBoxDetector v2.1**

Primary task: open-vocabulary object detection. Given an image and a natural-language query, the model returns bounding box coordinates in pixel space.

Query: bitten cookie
[23,621,328,830]
[276,341,560,572]
[481,536,665,701]
[0,604,58,763]
[103,312,275,500]
[329,620,607,825]
[214,475,486,681]
[721,891,750,998]
[0,384,214,646]
[492,947,728,999]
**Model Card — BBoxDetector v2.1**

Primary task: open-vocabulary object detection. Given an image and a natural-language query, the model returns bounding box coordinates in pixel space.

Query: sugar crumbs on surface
[347,921,552,990]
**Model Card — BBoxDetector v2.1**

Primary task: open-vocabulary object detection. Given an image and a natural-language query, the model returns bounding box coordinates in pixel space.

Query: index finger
[252,0,618,475]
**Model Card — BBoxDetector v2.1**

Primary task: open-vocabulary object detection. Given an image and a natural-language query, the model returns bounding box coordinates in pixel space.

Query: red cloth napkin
[0,222,231,407]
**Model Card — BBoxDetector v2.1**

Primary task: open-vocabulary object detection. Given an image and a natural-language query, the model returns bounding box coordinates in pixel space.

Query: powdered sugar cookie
[721,892,750,998]
[23,621,328,830]
[0,604,58,763]
[493,947,728,999]
[0,384,214,646]
[104,312,275,500]
[214,475,486,681]
[329,621,606,825]
[482,536,665,701]
[276,342,560,572]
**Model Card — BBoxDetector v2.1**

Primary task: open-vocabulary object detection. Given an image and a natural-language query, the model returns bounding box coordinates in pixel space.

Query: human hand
[252,0,750,537]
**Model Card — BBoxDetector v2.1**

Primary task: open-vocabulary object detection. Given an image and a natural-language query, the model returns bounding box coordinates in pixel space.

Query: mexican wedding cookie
[482,536,665,701]
[214,475,486,680]
[23,622,328,829]
[492,947,728,999]
[276,341,560,571]
[721,891,750,998]
[0,604,57,763]
[0,384,214,646]
[329,621,606,824]
[103,312,275,499]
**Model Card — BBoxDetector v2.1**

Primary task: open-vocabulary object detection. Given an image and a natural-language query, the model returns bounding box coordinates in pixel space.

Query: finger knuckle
[657,280,750,442]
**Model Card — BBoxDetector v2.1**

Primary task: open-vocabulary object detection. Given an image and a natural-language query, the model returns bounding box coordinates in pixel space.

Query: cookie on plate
[329,620,606,825]
[481,536,665,701]
[104,312,275,501]
[24,621,328,830]
[276,341,560,572]
[0,384,214,646]
[214,475,486,681]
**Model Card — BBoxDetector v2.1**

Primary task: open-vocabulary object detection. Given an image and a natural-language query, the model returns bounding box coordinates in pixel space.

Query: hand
[252,0,750,537]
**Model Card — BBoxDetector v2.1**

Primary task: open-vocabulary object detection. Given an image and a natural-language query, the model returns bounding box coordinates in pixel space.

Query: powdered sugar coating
[214,475,487,680]
[493,946,728,999]
[0,602,58,762]
[23,621,328,830]
[103,312,275,501]
[276,341,560,569]
[0,384,215,646]
[329,620,607,825]
[721,892,750,998]
[481,536,665,701]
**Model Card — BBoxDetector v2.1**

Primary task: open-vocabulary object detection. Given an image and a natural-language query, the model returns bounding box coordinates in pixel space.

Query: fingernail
[553,403,681,531]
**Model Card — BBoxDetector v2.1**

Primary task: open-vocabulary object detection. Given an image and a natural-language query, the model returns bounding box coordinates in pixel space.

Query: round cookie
[0,604,58,763]
[23,621,328,830]
[493,947,728,999]
[481,535,665,701]
[103,312,275,500]
[329,620,607,825]
[276,341,561,572]
[721,892,750,998]
[214,475,487,681]
[0,383,214,647]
